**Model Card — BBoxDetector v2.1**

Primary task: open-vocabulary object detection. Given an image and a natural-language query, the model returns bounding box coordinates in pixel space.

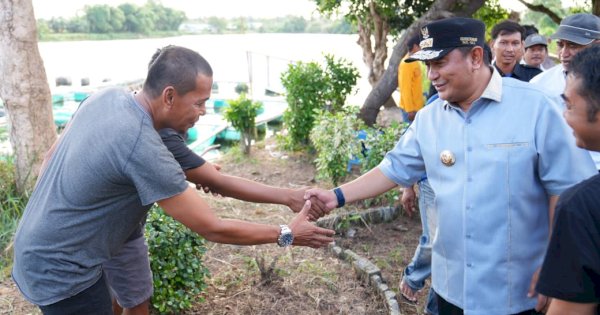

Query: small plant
[0,156,29,278]
[145,205,209,314]
[234,82,249,94]
[360,122,409,207]
[310,106,364,186]
[223,94,263,155]
[335,213,362,234]
[255,254,283,285]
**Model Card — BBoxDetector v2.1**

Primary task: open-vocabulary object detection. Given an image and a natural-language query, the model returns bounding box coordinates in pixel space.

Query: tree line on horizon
[37,2,186,35]
[36,1,354,36]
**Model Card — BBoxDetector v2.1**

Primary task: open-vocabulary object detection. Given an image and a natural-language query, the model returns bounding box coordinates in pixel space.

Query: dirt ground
[0,137,429,315]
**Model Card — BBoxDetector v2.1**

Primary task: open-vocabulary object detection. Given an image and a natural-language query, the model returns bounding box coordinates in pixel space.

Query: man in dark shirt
[536,44,600,315]
[490,20,542,82]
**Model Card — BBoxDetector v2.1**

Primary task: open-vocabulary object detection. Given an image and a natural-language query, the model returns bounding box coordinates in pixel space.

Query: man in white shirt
[531,13,600,170]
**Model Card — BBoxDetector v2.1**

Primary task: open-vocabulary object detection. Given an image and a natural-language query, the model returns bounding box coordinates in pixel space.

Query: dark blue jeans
[39,274,113,315]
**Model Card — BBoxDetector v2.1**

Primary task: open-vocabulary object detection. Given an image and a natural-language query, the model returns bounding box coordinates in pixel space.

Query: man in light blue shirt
[306,17,596,315]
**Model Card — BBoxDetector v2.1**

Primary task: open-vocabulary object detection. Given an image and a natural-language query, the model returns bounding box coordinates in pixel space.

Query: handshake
[279,187,344,249]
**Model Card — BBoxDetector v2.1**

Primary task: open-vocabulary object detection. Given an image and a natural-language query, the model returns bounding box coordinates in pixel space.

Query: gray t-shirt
[12,88,189,305]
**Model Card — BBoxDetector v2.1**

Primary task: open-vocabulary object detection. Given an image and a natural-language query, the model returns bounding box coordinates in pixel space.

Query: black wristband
[333,187,345,208]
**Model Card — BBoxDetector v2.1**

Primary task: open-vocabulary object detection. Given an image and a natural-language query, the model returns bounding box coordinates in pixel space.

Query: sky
[31,0,320,20]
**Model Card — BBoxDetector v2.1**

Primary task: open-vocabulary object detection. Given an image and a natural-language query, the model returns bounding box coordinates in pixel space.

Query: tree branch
[516,0,562,24]
[359,0,485,126]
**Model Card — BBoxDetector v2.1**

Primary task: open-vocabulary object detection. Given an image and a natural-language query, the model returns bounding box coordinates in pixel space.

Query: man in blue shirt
[306,17,596,315]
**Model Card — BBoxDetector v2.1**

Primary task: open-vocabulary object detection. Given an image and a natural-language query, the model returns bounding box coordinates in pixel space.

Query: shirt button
[467,263,472,267]
[466,119,472,124]
[466,234,472,239]
[467,147,472,152]
[468,177,473,182]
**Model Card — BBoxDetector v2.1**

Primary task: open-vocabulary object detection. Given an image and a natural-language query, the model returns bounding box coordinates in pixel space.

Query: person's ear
[162,87,175,108]
[471,47,483,70]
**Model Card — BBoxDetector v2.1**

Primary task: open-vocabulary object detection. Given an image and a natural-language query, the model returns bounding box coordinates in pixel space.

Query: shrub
[280,61,326,150]
[310,106,364,186]
[0,156,29,278]
[322,54,360,113]
[223,93,263,155]
[146,206,210,314]
[234,82,249,94]
[279,55,359,150]
[360,121,409,207]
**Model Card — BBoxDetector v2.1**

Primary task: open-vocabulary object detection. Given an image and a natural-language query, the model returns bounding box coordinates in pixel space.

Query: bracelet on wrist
[333,187,345,208]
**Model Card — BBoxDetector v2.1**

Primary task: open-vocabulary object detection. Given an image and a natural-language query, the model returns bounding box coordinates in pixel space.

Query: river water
[38,33,390,105]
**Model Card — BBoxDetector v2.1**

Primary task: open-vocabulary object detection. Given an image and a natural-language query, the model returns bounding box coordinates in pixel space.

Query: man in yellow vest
[398,34,425,123]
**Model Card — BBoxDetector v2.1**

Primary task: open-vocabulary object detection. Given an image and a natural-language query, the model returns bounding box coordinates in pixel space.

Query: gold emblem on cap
[421,26,429,39]
[460,37,478,45]
[420,38,433,49]
[440,150,456,166]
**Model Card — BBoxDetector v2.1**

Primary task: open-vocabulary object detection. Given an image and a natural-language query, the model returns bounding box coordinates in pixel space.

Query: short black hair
[491,20,525,40]
[568,43,600,122]
[406,34,421,50]
[522,24,539,38]
[143,45,213,99]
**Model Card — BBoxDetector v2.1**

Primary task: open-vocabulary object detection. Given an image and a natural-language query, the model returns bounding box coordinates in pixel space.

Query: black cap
[406,17,486,62]
[550,13,600,45]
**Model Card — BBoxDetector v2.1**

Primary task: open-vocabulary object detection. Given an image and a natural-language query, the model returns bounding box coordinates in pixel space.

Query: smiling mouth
[433,82,446,90]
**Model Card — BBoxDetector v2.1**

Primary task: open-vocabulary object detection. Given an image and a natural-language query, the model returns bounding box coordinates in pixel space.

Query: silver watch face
[278,225,293,247]
[279,232,293,247]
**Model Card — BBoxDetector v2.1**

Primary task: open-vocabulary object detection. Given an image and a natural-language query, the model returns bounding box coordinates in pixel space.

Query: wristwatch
[277,225,294,247]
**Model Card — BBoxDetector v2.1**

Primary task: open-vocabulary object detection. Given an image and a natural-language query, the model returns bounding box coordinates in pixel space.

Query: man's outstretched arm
[304,167,398,210]
[158,187,334,248]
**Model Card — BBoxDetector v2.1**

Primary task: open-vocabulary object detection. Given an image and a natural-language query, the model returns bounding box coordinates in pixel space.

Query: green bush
[360,122,408,207]
[310,106,363,186]
[279,55,359,150]
[280,61,326,150]
[322,54,360,113]
[234,82,249,94]
[223,93,263,154]
[0,156,29,278]
[145,206,210,314]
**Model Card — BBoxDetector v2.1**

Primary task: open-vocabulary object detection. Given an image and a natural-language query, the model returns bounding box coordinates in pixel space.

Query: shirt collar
[442,67,502,110]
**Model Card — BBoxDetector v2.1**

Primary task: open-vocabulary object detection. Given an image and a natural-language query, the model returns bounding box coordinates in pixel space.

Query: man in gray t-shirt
[12,45,335,315]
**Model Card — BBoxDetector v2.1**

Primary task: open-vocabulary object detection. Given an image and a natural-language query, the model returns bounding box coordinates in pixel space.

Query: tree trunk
[0,0,57,193]
[356,1,390,86]
[242,132,252,155]
[593,0,599,16]
[359,0,486,125]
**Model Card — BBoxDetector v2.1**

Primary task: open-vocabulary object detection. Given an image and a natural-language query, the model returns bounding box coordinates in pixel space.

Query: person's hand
[401,186,417,218]
[288,188,328,221]
[304,188,338,211]
[407,111,417,122]
[528,268,551,313]
[288,200,335,248]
